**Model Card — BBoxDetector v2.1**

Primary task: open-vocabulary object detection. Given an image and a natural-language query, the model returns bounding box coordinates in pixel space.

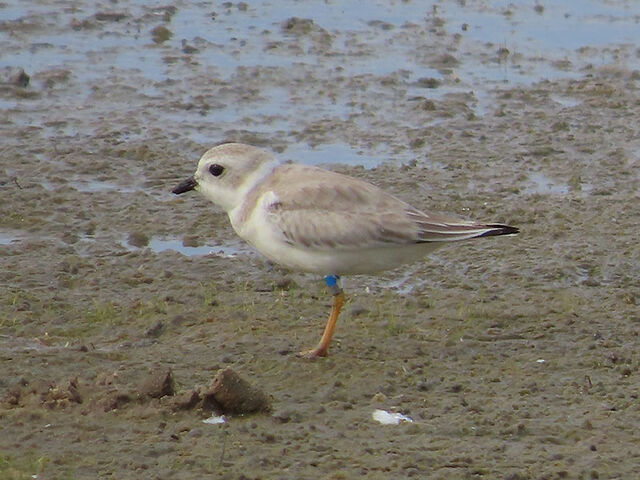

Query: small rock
[371,392,387,403]
[0,67,30,87]
[62,232,78,244]
[140,369,175,399]
[94,12,126,22]
[416,380,436,392]
[102,391,132,412]
[39,68,71,88]
[272,408,303,424]
[282,17,315,35]
[186,428,203,439]
[181,40,199,54]
[145,320,164,337]
[182,235,200,247]
[417,77,441,89]
[349,304,369,317]
[127,231,149,248]
[274,275,297,290]
[151,25,173,44]
[434,53,459,67]
[66,378,83,404]
[2,386,22,407]
[40,378,82,409]
[202,367,271,414]
[169,389,201,411]
[170,314,190,327]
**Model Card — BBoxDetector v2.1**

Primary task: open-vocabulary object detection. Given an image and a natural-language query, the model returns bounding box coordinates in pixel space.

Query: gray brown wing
[261,165,516,251]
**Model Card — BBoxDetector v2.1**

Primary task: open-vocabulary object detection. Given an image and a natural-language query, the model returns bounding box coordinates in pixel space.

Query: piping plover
[172,143,518,357]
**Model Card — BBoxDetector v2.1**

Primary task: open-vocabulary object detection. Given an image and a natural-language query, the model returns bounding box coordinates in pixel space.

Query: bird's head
[172,143,279,212]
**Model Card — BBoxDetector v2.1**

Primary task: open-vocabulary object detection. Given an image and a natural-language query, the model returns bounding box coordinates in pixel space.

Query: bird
[172,143,518,358]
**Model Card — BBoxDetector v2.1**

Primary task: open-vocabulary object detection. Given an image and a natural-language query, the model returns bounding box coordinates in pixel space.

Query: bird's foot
[296,347,328,359]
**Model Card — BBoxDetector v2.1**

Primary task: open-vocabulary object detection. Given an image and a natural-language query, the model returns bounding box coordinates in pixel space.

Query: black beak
[172,176,197,195]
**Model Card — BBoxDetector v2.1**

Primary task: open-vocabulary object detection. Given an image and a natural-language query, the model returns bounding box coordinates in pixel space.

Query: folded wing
[261,165,517,251]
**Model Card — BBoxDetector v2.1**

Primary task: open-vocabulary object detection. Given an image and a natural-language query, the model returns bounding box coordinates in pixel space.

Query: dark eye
[208,164,224,177]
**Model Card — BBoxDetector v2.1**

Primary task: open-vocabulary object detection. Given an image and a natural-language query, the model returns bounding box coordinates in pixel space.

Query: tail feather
[415,222,519,243]
[407,208,518,243]
[476,224,520,238]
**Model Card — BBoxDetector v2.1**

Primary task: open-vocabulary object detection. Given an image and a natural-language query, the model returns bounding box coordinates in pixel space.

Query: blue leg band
[324,275,342,295]
[324,275,339,287]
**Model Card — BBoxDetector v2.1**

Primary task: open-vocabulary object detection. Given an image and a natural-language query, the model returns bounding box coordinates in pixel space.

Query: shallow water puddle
[284,142,418,169]
[523,171,569,195]
[550,95,581,108]
[0,230,24,245]
[4,0,639,172]
[37,178,140,194]
[284,143,382,169]
[0,234,17,245]
[441,0,640,62]
[73,180,137,193]
[381,264,431,295]
[124,236,245,258]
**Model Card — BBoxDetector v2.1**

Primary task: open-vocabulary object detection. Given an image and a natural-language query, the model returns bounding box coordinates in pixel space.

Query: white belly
[229,198,442,275]
[278,242,443,275]
[238,222,440,275]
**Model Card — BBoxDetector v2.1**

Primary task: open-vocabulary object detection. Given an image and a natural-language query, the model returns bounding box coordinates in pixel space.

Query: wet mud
[1,1,640,479]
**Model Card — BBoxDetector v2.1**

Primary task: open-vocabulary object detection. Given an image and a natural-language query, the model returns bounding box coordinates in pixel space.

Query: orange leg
[298,291,345,358]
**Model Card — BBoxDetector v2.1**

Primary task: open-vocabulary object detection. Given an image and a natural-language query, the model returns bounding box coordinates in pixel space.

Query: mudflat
[1,2,639,479]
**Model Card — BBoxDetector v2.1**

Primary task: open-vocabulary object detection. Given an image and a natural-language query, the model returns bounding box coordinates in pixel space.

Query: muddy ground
[1,1,640,479]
